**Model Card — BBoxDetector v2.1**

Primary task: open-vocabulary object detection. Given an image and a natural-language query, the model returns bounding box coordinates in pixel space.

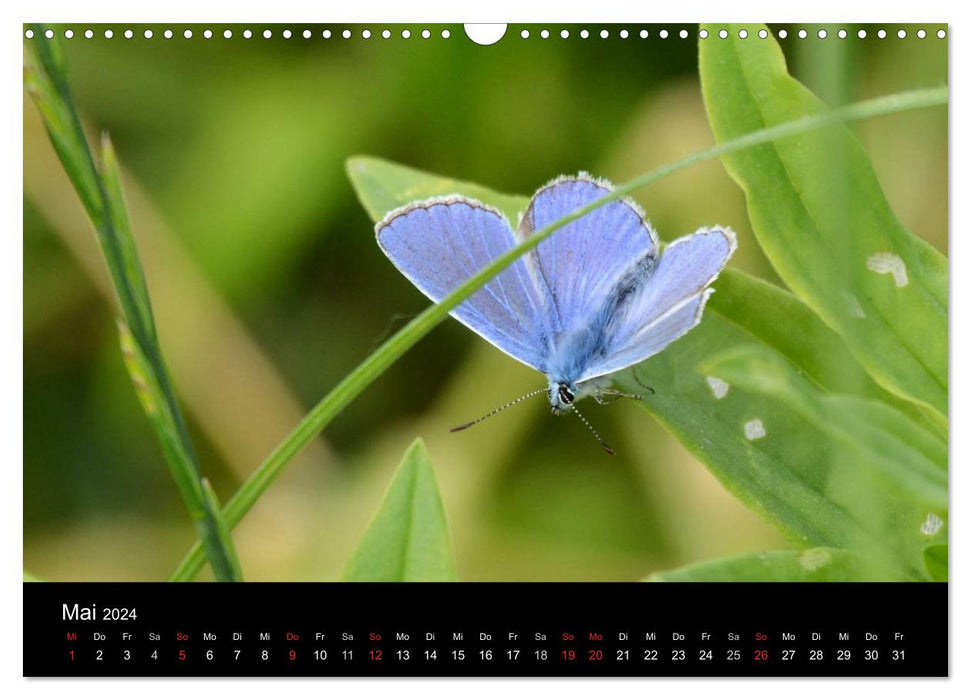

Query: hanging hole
[464,23,506,45]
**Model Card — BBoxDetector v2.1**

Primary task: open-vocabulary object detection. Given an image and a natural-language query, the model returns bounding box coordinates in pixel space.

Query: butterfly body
[375,173,736,436]
[544,250,658,394]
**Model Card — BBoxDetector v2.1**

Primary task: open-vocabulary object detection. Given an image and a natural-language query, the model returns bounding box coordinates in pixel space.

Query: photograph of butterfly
[375,175,736,454]
[24,23,946,585]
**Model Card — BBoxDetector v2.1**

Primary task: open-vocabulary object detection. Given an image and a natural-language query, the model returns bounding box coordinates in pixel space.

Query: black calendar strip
[24,582,947,677]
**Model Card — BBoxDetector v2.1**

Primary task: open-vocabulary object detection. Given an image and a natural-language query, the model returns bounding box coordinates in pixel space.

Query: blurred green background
[23,24,947,581]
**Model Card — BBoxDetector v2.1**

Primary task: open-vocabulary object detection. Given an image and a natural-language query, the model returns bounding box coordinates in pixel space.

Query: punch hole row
[521,27,946,41]
[23,27,453,40]
[23,26,948,41]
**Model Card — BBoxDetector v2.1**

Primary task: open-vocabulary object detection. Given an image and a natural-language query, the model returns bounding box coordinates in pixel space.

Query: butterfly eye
[558,385,575,404]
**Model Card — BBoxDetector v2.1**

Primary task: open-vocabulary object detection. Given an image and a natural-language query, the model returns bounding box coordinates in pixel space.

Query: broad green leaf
[704,344,946,579]
[708,270,935,435]
[700,23,947,421]
[347,156,526,226]
[707,345,947,493]
[649,548,898,582]
[342,439,459,582]
[347,157,939,579]
[922,544,947,582]
[614,320,921,580]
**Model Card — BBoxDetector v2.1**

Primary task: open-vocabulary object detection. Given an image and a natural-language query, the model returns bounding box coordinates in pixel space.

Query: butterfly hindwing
[376,197,551,371]
[577,227,737,382]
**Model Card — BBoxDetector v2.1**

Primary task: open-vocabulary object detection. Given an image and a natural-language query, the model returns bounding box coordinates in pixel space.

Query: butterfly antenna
[571,404,615,456]
[449,388,548,433]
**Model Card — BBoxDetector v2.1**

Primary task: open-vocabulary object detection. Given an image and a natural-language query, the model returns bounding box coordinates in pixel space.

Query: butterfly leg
[594,388,644,405]
[631,366,656,395]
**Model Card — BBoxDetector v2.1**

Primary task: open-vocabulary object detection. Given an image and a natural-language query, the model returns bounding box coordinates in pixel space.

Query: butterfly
[375,173,736,453]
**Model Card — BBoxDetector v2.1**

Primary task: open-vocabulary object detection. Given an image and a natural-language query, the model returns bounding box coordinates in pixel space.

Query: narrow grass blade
[25,27,240,581]
[118,321,241,581]
[201,479,244,582]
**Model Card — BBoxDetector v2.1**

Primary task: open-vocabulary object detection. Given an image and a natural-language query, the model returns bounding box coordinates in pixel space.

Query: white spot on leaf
[744,419,766,441]
[842,291,866,318]
[706,376,730,399]
[920,512,944,536]
[867,252,909,287]
[798,548,832,571]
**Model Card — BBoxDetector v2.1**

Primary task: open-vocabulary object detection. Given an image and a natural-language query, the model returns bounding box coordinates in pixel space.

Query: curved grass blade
[700,22,948,421]
[341,439,459,582]
[169,87,947,581]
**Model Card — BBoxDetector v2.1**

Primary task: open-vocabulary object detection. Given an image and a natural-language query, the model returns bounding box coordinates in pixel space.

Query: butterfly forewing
[517,175,658,336]
[376,197,551,371]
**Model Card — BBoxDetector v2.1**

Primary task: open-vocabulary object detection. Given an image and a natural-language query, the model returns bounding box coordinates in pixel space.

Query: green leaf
[615,319,922,579]
[702,344,946,578]
[25,29,240,582]
[922,544,947,582]
[346,157,940,580]
[341,439,459,582]
[649,548,898,582]
[347,156,526,226]
[708,345,946,494]
[700,23,947,421]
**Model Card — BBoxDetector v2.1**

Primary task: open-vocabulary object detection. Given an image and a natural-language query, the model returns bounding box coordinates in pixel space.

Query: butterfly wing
[376,196,551,371]
[517,174,659,336]
[576,227,737,382]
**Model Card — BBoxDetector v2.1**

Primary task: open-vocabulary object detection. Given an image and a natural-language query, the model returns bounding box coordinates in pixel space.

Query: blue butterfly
[376,173,736,453]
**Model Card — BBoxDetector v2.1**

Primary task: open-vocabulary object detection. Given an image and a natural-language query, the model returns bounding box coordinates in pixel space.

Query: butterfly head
[549,381,578,414]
